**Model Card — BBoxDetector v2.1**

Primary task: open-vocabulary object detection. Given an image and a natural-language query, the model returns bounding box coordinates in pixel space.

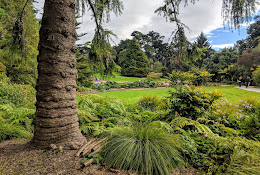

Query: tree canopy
[118,39,150,77]
[0,0,39,86]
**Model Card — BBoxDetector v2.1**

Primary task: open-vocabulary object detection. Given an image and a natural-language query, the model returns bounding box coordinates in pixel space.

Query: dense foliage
[0,0,39,86]
[118,39,150,77]
[252,65,260,84]
[125,80,157,89]
[165,85,223,120]
[0,74,35,141]
[1,0,260,174]
[1,77,260,174]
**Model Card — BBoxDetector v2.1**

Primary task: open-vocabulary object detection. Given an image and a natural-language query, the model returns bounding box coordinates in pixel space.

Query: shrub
[77,94,126,136]
[146,72,163,81]
[0,123,32,142]
[105,81,121,89]
[92,81,120,91]
[102,120,185,175]
[125,80,157,89]
[164,85,223,120]
[209,98,260,140]
[0,74,36,108]
[191,69,213,86]
[0,104,35,142]
[137,96,164,111]
[181,131,260,175]
[77,86,92,92]
[169,71,195,85]
[252,65,260,84]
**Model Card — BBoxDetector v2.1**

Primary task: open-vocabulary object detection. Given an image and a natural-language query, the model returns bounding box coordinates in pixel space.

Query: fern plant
[77,94,126,136]
[0,123,32,142]
[0,103,35,142]
[102,120,185,175]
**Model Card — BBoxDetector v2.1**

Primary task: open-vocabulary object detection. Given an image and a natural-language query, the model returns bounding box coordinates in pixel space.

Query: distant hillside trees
[203,47,239,82]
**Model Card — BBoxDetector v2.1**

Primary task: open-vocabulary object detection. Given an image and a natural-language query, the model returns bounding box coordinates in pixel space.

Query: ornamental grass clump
[137,96,165,111]
[102,121,185,175]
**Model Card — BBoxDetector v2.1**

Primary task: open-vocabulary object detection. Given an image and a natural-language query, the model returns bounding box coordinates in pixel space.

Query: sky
[33,0,260,50]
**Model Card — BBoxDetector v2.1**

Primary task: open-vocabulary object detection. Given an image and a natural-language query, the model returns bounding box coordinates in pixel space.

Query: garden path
[235,86,260,93]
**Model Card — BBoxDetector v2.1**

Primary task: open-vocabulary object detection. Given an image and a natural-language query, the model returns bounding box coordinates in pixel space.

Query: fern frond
[0,123,32,142]
[170,117,191,130]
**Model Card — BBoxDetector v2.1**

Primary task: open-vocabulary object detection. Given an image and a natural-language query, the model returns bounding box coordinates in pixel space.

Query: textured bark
[31,0,86,149]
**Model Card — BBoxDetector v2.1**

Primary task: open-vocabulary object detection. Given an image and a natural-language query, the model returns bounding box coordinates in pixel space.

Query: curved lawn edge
[81,86,260,104]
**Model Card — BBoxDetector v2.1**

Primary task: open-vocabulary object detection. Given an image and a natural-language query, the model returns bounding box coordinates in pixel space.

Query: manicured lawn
[98,88,173,104]
[96,86,260,104]
[95,74,168,82]
[203,86,260,103]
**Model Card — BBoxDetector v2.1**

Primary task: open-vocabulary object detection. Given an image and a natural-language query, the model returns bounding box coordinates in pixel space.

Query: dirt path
[0,140,197,175]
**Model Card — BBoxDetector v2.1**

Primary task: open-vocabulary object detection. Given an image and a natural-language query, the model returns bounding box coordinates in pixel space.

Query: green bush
[146,72,163,81]
[252,65,260,84]
[125,80,157,89]
[164,85,223,120]
[208,97,260,140]
[169,71,195,85]
[105,81,121,89]
[0,103,35,142]
[0,123,32,142]
[77,94,126,136]
[0,74,36,108]
[102,120,185,175]
[77,86,92,92]
[181,131,260,175]
[181,133,232,174]
[92,81,121,91]
[137,96,164,111]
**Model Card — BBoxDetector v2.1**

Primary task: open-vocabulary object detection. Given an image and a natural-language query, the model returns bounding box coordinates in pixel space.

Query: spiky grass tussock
[102,121,185,175]
[137,96,165,111]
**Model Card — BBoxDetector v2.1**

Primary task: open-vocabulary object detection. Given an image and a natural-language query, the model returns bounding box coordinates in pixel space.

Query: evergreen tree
[0,0,39,86]
[76,43,95,87]
[192,32,215,68]
[118,39,150,77]
[131,31,169,70]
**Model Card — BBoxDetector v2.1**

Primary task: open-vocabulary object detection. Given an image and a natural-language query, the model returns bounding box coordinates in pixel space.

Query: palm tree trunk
[31,0,86,149]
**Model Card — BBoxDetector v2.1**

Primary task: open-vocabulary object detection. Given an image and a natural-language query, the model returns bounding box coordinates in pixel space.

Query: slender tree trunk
[31,0,86,149]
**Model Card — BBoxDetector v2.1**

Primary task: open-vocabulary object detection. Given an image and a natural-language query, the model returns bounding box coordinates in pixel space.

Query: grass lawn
[95,74,168,82]
[96,86,260,104]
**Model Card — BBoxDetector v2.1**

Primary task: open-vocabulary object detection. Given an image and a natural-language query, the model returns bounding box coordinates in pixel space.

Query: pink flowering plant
[208,97,260,140]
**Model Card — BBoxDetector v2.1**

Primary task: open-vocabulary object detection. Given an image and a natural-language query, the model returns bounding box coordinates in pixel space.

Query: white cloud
[212,43,234,49]
[33,0,260,46]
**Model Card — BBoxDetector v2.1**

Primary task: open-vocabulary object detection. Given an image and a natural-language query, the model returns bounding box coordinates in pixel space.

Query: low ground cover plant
[92,81,121,91]
[125,80,157,88]
[0,74,36,141]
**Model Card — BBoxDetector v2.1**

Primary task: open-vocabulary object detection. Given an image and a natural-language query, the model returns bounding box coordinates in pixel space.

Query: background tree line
[1,0,260,88]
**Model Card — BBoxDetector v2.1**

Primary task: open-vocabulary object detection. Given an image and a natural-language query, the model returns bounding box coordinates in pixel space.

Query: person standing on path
[245,76,251,88]
[238,76,243,87]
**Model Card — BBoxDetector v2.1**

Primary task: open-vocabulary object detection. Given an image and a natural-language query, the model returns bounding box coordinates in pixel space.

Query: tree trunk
[31,0,86,149]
